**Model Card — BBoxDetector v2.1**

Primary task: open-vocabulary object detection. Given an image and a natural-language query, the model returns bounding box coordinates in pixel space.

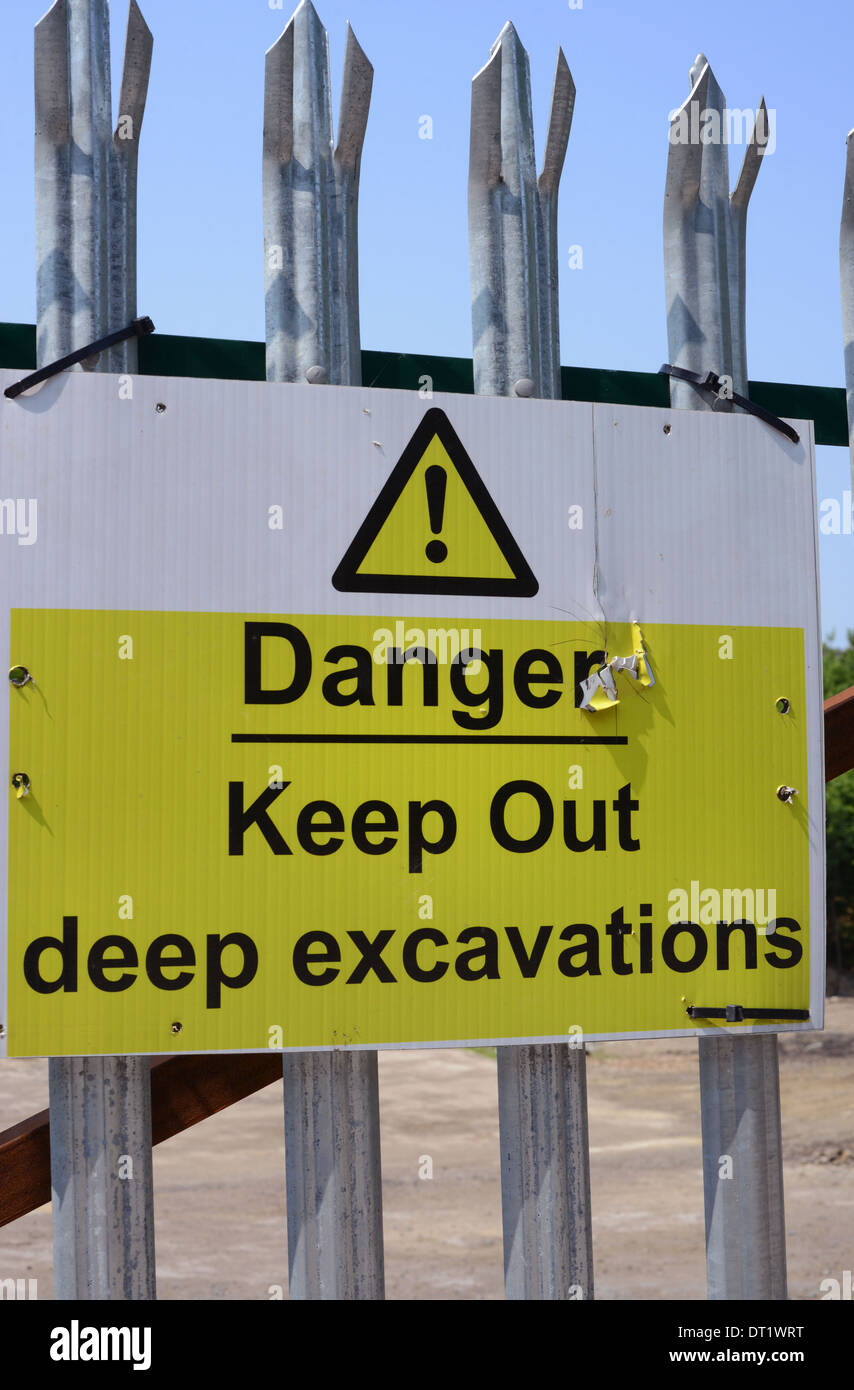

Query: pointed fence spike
[490,18,520,57]
[265,2,369,385]
[471,24,560,396]
[664,56,764,401]
[538,48,575,195]
[264,20,295,166]
[35,0,72,366]
[493,21,537,189]
[108,0,153,372]
[35,0,70,145]
[36,0,114,365]
[115,0,153,144]
[695,57,731,206]
[334,22,373,171]
[664,64,710,211]
[293,0,321,25]
[469,46,503,191]
[291,0,333,157]
[690,50,708,85]
[731,96,770,210]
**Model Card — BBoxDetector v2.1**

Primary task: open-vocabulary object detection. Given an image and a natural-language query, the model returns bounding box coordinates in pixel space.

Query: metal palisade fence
[468,22,593,1301]
[663,53,786,1302]
[5,0,854,1301]
[35,0,155,1301]
[263,0,382,1301]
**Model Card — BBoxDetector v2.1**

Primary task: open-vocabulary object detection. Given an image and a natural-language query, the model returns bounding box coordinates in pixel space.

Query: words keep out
[228,778,641,873]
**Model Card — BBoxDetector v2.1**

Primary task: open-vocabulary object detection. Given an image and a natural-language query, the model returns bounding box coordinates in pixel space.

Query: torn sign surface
[580,621,655,712]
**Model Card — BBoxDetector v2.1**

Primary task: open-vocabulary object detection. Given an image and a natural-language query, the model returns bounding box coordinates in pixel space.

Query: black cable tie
[686,1005,810,1021]
[659,363,800,445]
[4,316,155,400]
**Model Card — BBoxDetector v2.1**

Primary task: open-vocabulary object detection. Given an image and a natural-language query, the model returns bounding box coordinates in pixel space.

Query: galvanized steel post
[264,0,383,1300]
[36,0,155,1298]
[469,23,592,1301]
[664,55,768,411]
[663,53,787,1301]
[264,0,371,386]
[841,129,854,487]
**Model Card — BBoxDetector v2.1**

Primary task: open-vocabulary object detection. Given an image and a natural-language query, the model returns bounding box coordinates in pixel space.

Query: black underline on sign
[231,734,628,745]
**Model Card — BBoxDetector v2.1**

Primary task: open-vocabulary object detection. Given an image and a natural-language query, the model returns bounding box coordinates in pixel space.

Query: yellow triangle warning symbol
[332,408,538,596]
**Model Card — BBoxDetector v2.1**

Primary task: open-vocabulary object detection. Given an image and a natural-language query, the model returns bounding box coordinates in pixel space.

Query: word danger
[245,621,607,728]
[293,909,803,985]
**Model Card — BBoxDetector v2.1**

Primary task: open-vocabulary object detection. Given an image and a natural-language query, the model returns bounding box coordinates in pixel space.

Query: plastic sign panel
[0,369,824,1056]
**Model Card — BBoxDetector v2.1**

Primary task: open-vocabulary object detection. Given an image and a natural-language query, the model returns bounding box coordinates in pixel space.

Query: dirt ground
[1,1000,852,1300]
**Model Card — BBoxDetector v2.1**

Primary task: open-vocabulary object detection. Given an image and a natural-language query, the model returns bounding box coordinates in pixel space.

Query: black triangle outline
[332,407,538,596]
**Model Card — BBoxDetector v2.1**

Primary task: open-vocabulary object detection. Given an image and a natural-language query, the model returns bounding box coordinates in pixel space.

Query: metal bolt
[8,665,32,687]
[776,785,798,803]
[775,697,790,714]
[154,402,166,414]
[305,365,328,385]
[663,424,672,435]
[170,1021,183,1034]
[513,377,535,397]
[11,772,30,798]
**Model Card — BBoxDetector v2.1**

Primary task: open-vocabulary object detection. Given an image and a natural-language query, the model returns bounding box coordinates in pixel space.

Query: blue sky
[1,0,853,640]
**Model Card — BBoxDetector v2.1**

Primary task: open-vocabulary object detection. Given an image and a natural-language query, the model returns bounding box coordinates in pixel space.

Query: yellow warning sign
[332,407,538,595]
[7,609,812,1056]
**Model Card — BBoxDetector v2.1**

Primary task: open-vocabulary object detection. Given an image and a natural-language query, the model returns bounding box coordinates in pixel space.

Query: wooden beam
[150,1051,282,1145]
[0,1103,50,1229]
[825,684,854,782]
[0,1051,281,1228]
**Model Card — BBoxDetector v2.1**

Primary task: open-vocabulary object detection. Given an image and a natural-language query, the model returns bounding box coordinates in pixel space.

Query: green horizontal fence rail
[1,323,849,448]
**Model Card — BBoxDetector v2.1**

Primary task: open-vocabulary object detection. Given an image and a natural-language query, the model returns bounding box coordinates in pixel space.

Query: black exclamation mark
[424,465,448,563]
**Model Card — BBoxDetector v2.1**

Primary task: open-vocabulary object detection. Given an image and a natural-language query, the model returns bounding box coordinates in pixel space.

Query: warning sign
[0,369,824,1055]
[332,408,538,595]
[6,611,812,1056]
